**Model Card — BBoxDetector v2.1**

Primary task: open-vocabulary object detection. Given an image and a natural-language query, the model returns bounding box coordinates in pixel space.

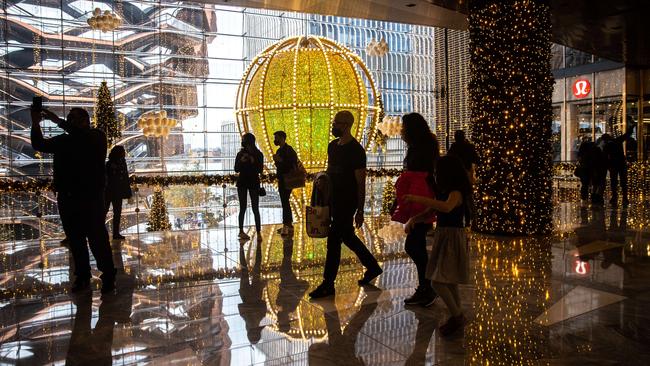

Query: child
[105,145,132,240]
[404,154,471,337]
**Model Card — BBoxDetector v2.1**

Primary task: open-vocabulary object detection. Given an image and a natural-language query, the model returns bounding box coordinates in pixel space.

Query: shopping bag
[306,205,330,238]
[283,160,307,189]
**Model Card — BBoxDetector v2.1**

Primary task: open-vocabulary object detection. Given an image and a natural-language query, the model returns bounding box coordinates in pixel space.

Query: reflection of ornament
[377,221,405,244]
[235,36,381,172]
[377,115,401,137]
[87,8,122,32]
[137,110,178,138]
[366,38,389,57]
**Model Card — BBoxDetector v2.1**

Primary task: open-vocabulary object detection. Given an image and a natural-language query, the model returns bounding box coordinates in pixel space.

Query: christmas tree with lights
[94,81,121,147]
[147,188,171,232]
[381,179,396,215]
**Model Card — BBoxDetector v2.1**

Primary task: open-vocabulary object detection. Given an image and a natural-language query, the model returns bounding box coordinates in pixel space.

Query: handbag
[391,171,436,224]
[282,160,307,189]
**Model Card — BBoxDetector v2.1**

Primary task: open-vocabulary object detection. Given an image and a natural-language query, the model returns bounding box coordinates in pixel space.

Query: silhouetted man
[309,111,382,299]
[273,131,298,236]
[602,126,634,206]
[448,129,479,226]
[31,107,116,294]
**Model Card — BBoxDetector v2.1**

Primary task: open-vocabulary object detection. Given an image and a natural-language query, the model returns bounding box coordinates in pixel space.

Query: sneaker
[439,314,466,337]
[309,283,335,299]
[71,278,90,293]
[238,231,250,240]
[113,233,126,240]
[358,266,383,285]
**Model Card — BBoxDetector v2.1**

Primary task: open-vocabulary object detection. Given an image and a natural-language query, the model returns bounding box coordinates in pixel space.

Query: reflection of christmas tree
[147,188,171,232]
[93,81,121,146]
[381,179,395,215]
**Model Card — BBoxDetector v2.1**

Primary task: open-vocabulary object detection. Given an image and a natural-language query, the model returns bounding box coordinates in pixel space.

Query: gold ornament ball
[235,36,381,172]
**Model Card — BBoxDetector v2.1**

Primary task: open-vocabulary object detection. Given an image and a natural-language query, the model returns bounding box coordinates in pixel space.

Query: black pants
[238,186,261,232]
[609,164,628,202]
[323,205,379,285]
[579,174,590,200]
[404,223,432,289]
[104,195,123,235]
[57,193,115,282]
[278,180,293,225]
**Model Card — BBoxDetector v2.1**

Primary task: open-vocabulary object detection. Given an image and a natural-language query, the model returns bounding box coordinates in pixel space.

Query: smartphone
[32,96,42,111]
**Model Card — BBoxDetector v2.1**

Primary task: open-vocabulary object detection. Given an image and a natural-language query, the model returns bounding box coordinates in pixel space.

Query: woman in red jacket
[392,113,439,307]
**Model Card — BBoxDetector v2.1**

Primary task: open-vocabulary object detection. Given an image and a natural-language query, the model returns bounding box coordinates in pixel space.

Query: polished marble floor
[1,201,649,365]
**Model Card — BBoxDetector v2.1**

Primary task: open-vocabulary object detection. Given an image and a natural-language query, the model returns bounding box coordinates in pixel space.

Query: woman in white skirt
[405,155,471,337]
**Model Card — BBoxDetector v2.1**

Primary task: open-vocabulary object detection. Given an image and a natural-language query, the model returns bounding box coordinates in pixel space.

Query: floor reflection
[0,201,649,364]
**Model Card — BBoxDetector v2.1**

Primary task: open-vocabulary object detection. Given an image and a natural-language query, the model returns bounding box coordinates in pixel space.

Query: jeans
[57,193,115,281]
[404,223,432,289]
[278,180,293,225]
[238,186,261,232]
[323,205,379,285]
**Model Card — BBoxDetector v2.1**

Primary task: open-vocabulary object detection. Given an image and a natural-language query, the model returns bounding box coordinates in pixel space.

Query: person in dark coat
[273,130,298,236]
[602,126,634,206]
[234,133,264,242]
[31,106,116,294]
[105,145,132,240]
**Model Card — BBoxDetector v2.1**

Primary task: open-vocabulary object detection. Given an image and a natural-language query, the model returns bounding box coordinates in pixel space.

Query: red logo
[572,79,591,98]
[574,260,590,275]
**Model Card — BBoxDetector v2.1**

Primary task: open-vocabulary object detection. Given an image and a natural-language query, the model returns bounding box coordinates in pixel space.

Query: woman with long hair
[105,145,131,240]
[235,133,264,241]
[396,112,440,307]
[405,155,472,337]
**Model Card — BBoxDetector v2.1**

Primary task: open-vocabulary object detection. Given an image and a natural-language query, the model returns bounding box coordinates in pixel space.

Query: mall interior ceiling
[216,0,650,67]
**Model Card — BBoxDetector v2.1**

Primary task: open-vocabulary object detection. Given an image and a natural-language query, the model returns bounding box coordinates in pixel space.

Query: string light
[469,0,554,235]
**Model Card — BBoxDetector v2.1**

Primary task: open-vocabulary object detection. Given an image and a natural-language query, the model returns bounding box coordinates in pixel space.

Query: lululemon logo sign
[573,79,591,98]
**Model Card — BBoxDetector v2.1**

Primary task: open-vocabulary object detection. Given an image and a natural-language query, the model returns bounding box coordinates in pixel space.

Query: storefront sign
[572,79,591,98]
[574,259,590,275]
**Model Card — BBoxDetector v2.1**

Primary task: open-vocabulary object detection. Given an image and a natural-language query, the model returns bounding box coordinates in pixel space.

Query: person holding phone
[30,99,116,294]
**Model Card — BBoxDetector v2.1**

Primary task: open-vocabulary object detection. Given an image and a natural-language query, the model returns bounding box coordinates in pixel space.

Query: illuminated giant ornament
[87,8,122,32]
[235,36,382,171]
[137,110,178,138]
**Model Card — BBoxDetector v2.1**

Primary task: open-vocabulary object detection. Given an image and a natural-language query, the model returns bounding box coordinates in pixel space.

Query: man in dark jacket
[273,131,298,236]
[602,126,634,206]
[31,106,116,294]
[448,130,480,176]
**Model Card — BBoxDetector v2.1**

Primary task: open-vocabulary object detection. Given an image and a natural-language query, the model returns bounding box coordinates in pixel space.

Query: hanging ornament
[366,38,389,57]
[377,115,402,137]
[87,8,122,33]
[137,110,178,138]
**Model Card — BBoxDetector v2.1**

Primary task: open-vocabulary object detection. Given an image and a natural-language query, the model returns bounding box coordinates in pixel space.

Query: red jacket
[391,171,437,224]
